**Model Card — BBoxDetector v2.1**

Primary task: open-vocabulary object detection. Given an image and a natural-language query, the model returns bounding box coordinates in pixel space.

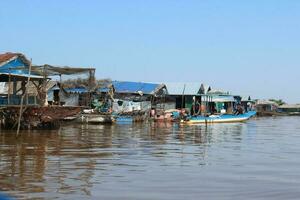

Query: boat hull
[78,114,114,124]
[183,111,257,124]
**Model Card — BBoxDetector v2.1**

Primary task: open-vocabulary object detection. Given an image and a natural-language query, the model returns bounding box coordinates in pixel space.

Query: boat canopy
[211,95,236,102]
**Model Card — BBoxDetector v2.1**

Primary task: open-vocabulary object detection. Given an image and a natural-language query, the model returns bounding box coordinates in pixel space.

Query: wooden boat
[182,111,257,124]
[78,114,114,124]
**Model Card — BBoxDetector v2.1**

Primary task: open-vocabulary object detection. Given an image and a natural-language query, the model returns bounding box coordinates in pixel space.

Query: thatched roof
[61,78,112,92]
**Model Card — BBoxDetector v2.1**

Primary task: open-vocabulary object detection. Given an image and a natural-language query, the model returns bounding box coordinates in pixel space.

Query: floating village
[0,52,299,131]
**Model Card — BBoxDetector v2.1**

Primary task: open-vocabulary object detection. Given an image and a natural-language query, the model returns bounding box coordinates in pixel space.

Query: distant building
[255,100,279,116]
[278,104,300,115]
[163,82,203,110]
[100,81,167,101]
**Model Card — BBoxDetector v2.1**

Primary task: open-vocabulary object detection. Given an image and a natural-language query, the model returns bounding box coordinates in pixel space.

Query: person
[247,102,252,111]
[180,108,189,120]
[234,104,244,115]
[191,100,200,116]
[220,107,226,114]
[211,104,217,114]
[21,80,26,95]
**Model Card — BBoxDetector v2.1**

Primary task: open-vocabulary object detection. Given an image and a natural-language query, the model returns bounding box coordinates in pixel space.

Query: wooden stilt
[16,59,32,136]
[8,71,11,105]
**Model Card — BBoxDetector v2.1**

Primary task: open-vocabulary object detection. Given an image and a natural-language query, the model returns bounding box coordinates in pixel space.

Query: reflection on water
[1,117,300,199]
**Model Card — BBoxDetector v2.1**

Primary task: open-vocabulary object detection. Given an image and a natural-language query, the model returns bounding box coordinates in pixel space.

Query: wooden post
[16,59,32,136]
[8,70,11,105]
[199,95,202,115]
[26,93,29,105]
[181,84,186,110]
[42,65,48,106]
[59,74,62,105]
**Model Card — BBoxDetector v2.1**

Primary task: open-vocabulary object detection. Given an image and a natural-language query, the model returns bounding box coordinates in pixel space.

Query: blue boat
[182,111,257,124]
[115,116,134,124]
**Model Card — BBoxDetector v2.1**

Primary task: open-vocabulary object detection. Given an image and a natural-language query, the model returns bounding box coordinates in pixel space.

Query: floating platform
[0,106,82,129]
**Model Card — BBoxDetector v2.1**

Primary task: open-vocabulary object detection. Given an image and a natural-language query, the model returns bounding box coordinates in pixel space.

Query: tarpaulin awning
[32,65,95,76]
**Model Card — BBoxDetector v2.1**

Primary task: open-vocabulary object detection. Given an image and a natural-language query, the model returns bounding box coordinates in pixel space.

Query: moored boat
[182,111,257,124]
[78,113,114,123]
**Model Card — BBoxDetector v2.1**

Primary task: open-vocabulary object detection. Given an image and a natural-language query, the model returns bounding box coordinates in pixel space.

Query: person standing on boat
[247,102,252,111]
[191,96,200,116]
[234,104,244,115]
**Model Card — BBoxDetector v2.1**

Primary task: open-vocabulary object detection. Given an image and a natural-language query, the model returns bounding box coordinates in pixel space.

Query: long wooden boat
[182,111,257,124]
[78,114,114,124]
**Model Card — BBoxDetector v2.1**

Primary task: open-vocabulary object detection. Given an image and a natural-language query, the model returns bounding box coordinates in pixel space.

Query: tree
[269,99,286,106]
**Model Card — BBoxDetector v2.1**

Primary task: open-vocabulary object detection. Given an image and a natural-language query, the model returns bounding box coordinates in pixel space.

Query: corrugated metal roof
[0,72,44,79]
[256,99,278,105]
[112,81,163,95]
[211,95,235,102]
[164,82,202,95]
[0,52,42,79]
[0,52,30,67]
[200,84,211,95]
[0,53,18,66]
[241,96,252,101]
[279,104,300,109]
[207,88,228,95]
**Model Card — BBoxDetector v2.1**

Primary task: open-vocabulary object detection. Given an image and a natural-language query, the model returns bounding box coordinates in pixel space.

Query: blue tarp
[0,193,13,200]
[47,81,161,95]
[98,87,109,93]
[111,81,161,95]
[64,88,87,93]
[48,85,87,94]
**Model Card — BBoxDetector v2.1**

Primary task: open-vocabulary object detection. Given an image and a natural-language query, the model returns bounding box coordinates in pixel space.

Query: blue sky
[1,0,300,102]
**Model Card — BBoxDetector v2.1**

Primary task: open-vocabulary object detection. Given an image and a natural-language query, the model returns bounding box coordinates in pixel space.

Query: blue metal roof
[112,81,162,95]
[0,57,41,77]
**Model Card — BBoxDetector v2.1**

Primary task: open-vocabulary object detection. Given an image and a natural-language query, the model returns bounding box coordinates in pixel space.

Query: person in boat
[220,107,226,114]
[211,104,217,114]
[180,108,189,120]
[191,99,201,116]
[247,102,252,111]
[234,104,244,115]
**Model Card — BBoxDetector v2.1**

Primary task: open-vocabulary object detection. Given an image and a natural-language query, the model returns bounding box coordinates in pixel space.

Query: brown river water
[1,116,300,200]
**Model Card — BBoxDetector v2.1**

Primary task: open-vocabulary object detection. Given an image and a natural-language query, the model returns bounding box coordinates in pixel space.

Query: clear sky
[1,0,300,102]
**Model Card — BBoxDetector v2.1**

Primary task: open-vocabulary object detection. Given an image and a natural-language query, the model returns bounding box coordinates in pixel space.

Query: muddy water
[1,117,300,199]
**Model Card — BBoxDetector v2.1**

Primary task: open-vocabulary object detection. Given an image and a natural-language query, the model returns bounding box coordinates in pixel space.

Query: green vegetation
[269,99,286,106]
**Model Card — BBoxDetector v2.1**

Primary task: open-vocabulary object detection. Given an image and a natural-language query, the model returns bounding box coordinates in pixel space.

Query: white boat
[79,114,114,124]
[182,111,256,124]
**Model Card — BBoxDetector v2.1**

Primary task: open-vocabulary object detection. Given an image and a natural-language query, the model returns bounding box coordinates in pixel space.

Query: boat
[78,113,114,123]
[114,111,148,124]
[182,111,257,124]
